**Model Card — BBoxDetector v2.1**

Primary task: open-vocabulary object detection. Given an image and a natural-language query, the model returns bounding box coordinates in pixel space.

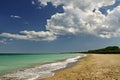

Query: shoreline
[40,55,88,80]
[41,54,120,80]
[0,54,86,80]
[53,55,86,73]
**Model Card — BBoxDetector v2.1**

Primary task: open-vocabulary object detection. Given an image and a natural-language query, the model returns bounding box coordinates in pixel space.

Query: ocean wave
[1,54,86,80]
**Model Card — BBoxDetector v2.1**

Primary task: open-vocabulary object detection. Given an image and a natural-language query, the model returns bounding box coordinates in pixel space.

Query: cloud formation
[0,39,7,44]
[1,0,120,41]
[32,0,35,5]
[1,31,56,41]
[41,0,118,38]
[10,15,22,19]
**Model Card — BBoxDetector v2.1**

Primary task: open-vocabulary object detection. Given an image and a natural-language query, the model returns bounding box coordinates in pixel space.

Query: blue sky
[0,0,120,53]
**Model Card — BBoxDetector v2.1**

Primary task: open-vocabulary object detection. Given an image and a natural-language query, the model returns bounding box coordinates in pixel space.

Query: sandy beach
[41,54,120,80]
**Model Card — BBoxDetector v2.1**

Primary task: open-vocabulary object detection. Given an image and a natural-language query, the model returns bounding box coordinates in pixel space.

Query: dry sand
[41,54,120,80]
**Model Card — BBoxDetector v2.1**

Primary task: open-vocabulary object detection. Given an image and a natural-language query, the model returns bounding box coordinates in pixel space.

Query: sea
[0,53,86,80]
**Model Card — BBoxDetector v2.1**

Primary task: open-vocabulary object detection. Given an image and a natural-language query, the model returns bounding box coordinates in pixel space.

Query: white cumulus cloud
[43,0,117,38]
[0,31,57,41]
[1,0,120,41]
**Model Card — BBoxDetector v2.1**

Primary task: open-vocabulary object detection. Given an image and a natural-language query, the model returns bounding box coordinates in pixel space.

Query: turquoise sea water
[0,53,81,75]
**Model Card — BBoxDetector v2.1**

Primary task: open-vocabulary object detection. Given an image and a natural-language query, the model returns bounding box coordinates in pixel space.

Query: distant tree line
[87,46,120,54]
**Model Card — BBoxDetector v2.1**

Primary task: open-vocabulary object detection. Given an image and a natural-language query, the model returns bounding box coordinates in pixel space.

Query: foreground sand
[41,54,120,80]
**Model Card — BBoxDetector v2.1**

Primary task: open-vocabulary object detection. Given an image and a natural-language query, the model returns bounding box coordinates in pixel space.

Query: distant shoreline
[81,52,120,54]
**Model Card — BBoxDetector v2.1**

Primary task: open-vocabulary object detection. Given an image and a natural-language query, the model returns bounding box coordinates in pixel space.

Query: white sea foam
[1,54,86,80]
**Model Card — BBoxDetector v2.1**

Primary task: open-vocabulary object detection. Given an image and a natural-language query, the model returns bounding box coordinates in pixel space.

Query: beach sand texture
[41,54,120,80]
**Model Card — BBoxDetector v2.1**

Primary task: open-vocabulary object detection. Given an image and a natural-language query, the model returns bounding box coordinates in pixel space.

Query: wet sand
[41,54,120,80]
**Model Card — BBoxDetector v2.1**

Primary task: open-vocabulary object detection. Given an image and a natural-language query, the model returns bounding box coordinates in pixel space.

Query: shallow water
[0,54,86,80]
[0,53,82,75]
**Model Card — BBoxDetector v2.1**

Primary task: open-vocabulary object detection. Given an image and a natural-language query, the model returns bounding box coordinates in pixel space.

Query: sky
[0,0,120,53]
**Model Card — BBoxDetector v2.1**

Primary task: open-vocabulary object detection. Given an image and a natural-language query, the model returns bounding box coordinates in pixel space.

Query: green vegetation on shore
[87,46,120,54]
[62,46,120,54]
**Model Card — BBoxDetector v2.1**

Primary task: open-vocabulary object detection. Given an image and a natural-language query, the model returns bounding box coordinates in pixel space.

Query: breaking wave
[1,54,86,80]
